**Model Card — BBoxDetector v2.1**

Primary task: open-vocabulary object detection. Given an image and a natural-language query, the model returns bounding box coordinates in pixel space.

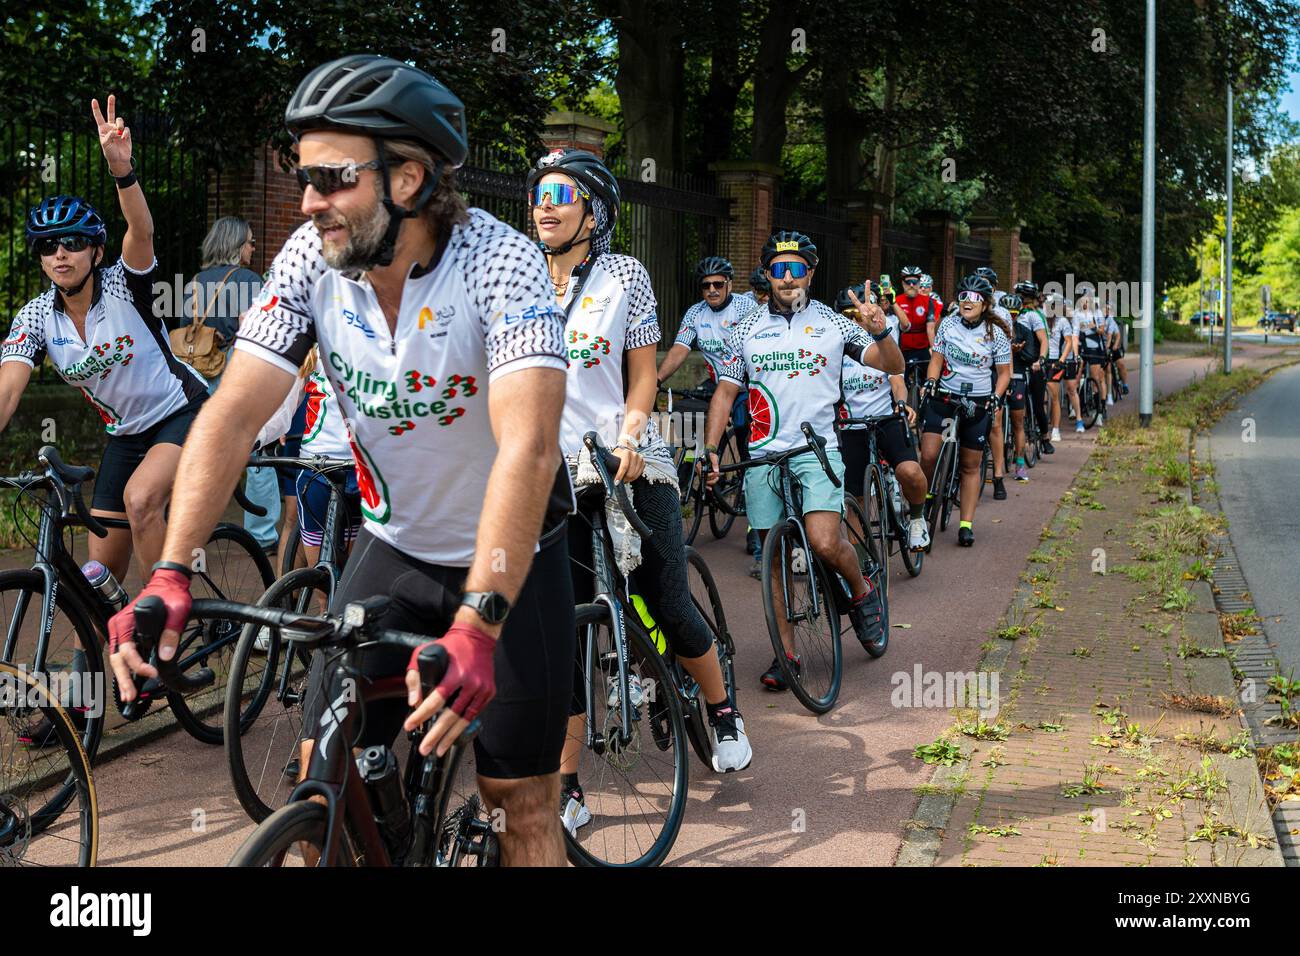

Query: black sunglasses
[701,280,726,290]
[296,160,383,196]
[903,277,920,284]
[33,235,93,257]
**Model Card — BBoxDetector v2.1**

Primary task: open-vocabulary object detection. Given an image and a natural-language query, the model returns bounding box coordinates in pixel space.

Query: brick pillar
[1018,241,1034,283]
[541,111,616,160]
[968,216,1023,290]
[207,145,301,273]
[839,190,872,283]
[916,208,957,300]
[709,160,782,274]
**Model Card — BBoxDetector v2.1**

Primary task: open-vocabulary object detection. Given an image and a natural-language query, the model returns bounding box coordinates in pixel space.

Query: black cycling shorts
[922,392,992,451]
[1006,377,1027,412]
[840,418,918,497]
[301,528,575,780]
[92,393,206,512]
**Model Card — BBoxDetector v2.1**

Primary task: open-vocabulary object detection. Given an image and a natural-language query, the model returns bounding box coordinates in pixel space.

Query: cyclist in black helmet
[748,266,771,305]
[110,55,577,866]
[1,95,208,585]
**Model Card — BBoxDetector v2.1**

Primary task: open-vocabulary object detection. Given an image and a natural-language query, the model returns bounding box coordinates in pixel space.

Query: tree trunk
[823,64,866,199]
[608,0,687,176]
[750,2,814,167]
[695,0,744,171]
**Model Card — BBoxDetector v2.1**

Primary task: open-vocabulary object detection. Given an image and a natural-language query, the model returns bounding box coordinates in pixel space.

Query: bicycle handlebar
[581,432,655,540]
[132,595,216,693]
[800,421,842,489]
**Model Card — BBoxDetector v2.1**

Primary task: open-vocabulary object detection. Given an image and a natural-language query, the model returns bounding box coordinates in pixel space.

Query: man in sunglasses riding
[0,95,208,587]
[701,231,903,688]
[108,56,576,866]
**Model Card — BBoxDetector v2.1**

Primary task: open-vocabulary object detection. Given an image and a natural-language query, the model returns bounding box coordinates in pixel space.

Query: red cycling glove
[108,569,192,655]
[406,622,497,722]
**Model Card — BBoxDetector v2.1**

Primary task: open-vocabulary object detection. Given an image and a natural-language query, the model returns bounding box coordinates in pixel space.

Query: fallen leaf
[894,623,912,629]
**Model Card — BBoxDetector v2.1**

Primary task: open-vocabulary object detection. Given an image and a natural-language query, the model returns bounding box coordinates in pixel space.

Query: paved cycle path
[71,344,1288,865]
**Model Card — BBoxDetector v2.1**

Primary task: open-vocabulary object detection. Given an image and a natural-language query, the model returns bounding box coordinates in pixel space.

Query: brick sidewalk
[899,374,1286,867]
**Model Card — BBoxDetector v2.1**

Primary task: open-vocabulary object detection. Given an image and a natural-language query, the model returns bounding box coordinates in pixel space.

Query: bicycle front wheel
[0,661,97,866]
[228,799,355,867]
[761,521,843,714]
[167,523,276,745]
[564,603,688,868]
[225,566,328,823]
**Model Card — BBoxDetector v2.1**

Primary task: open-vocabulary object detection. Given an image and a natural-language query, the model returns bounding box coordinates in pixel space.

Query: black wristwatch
[460,591,511,625]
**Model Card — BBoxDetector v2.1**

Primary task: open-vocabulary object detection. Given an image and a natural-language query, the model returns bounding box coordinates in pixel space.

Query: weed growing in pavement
[1062,763,1109,798]
[913,738,965,766]
[968,823,1021,838]
[1175,728,1252,758]
[1159,692,1237,718]
[959,718,1009,742]
[1256,740,1300,806]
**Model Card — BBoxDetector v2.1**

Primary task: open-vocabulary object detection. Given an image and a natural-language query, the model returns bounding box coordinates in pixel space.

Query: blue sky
[1282,66,1300,128]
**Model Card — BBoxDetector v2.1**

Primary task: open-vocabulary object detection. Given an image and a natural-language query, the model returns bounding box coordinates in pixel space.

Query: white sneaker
[1075,421,1086,433]
[607,673,645,709]
[1097,412,1105,426]
[560,791,591,836]
[709,709,752,773]
[908,516,931,551]
[1106,396,1114,406]
[253,626,273,654]
[1051,427,1062,442]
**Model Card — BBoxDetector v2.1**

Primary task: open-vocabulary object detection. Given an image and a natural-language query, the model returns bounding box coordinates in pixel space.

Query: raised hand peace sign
[91,95,132,177]
[846,285,887,336]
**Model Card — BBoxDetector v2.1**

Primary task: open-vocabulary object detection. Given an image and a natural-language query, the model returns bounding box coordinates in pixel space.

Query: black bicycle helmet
[974,265,998,285]
[957,274,994,298]
[285,55,470,269]
[834,283,865,313]
[1014,280,1039,299]
[695,256,734,282]
[761,230,818,268]
[749,266,771,295]
[285,55,468,166]
[26,195,107,247]
[1001,292,1023,312]
[527,148,621,256]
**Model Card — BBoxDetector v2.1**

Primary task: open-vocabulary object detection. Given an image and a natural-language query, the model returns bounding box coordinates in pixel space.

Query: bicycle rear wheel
[761,520,843,714]
[685,547,734,697]
[224,566,327,822]
[928,440,954,539]
[1081,376,1100,428]
[844,478,887,605]
[166,523,276,745]
[681,460,705,547]
[564,603,688,867]
[0,661,97,866]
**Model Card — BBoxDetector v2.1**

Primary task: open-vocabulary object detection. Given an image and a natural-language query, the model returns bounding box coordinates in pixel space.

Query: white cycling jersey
[673,294,747,383]
[557,253,673,468]
[235,210,572,567]
[933,314,1012,397]
[718,297,875,454]
[1074,309,1107,352]
[2,258,207,435]
[841,313,900,425]
[301,367,352,459]
[1047,316,1074,361]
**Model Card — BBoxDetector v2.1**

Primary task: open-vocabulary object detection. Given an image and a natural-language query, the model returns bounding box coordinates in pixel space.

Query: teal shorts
[743,448,845,531]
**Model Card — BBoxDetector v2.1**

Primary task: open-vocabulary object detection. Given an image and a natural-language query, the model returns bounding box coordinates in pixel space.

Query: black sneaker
[761,655,799,691]
[958,526,974,547]
[282,757,300,780]
[16,707,87,748]
[745,527,760,555]
[847,584,886,651]
[992,477,1007,500]
[1041,440,1055,455]
[748,557,763,580]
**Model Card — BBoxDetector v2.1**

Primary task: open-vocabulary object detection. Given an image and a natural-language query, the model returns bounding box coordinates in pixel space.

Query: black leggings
[1028,367,1048,435]
[568,477,716,712]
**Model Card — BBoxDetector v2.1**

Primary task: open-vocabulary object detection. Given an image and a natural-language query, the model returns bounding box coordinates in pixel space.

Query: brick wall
[711,161,780,277]
[207,145,303,273]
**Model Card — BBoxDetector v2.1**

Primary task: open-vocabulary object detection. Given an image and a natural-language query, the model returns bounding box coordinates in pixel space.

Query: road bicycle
[923,392,996,545]
[129,594,499,867]
[903,353,932,411]
[659,385,745,544]
[0,445,274,762]
[564,432,693,867]
[224,454,356,822]
[716,423,887,715]
[1078,354,1106,428]
[0,659,97,866]
[837,411,924,585]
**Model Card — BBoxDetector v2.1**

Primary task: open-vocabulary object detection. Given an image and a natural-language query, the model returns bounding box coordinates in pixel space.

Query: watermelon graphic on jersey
[80,388,122,435]
[348,433,392,524]
[747,382,779,449]
[302,378,326,443]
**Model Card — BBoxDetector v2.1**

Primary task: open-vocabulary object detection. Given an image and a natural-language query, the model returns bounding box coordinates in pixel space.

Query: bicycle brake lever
[132,595,215,694]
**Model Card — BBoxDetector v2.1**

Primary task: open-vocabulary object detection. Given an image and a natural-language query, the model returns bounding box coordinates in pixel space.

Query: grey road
[1209,361,1300,676]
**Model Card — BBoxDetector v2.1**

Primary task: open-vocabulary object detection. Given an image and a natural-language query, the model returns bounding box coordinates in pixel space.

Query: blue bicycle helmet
[26,195,107,247]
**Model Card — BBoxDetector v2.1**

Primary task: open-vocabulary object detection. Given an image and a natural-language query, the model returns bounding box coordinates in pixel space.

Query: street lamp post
[1139,0,1156,427]
[1225,81,1234,373]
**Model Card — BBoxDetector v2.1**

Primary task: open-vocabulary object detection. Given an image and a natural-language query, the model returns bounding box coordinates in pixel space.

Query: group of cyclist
[2,54,1130,867]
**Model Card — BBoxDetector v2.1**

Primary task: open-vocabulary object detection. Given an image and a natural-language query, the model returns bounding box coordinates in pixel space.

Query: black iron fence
[1,111,209,344]
[460,150,731,343]
[954,238,993,288]
[772,191,852,306]
[881,226,932,282]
